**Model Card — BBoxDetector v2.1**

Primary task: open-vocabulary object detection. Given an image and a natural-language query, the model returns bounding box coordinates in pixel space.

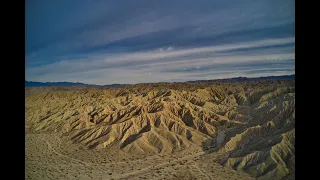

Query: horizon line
[26,74,295,86]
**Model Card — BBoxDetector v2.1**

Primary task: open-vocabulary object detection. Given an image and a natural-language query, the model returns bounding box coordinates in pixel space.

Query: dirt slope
[25,80,295,179]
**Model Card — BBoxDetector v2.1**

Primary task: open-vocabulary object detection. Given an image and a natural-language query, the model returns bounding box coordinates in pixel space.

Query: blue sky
[26,0,295,85]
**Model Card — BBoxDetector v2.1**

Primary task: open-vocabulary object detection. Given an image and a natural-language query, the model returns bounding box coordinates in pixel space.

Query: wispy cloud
[26,37,294,85]
[26,0,295,84]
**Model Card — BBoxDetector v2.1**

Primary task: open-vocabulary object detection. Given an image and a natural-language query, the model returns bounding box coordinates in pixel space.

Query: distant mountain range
[25,81,87,87]
[25,81,128,88]
[188,74,295,83]
[25,74,294,87]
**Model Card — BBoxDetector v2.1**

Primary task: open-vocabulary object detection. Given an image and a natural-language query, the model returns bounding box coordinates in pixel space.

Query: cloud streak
[26,37,294,85]
[26,0,295,84]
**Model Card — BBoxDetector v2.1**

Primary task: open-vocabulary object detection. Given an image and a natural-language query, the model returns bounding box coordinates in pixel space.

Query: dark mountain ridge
[25,74,294,87]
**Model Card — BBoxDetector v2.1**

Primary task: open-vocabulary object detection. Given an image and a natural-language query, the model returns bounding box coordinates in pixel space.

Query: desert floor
[25,133,254,180]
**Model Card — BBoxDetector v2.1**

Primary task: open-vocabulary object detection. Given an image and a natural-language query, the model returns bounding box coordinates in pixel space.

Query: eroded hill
[25,80,295,179]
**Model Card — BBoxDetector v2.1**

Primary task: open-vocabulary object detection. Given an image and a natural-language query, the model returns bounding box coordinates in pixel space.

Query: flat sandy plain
[25,132,253,180]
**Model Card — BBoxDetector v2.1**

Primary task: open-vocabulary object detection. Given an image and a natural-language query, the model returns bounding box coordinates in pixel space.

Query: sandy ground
[25,133,254,180]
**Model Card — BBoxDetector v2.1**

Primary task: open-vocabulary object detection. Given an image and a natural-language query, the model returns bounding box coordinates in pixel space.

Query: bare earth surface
[25,80,295,179]
[25,133,252,180]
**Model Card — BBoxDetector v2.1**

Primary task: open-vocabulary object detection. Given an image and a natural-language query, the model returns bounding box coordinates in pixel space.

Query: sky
[26,0,295,85]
